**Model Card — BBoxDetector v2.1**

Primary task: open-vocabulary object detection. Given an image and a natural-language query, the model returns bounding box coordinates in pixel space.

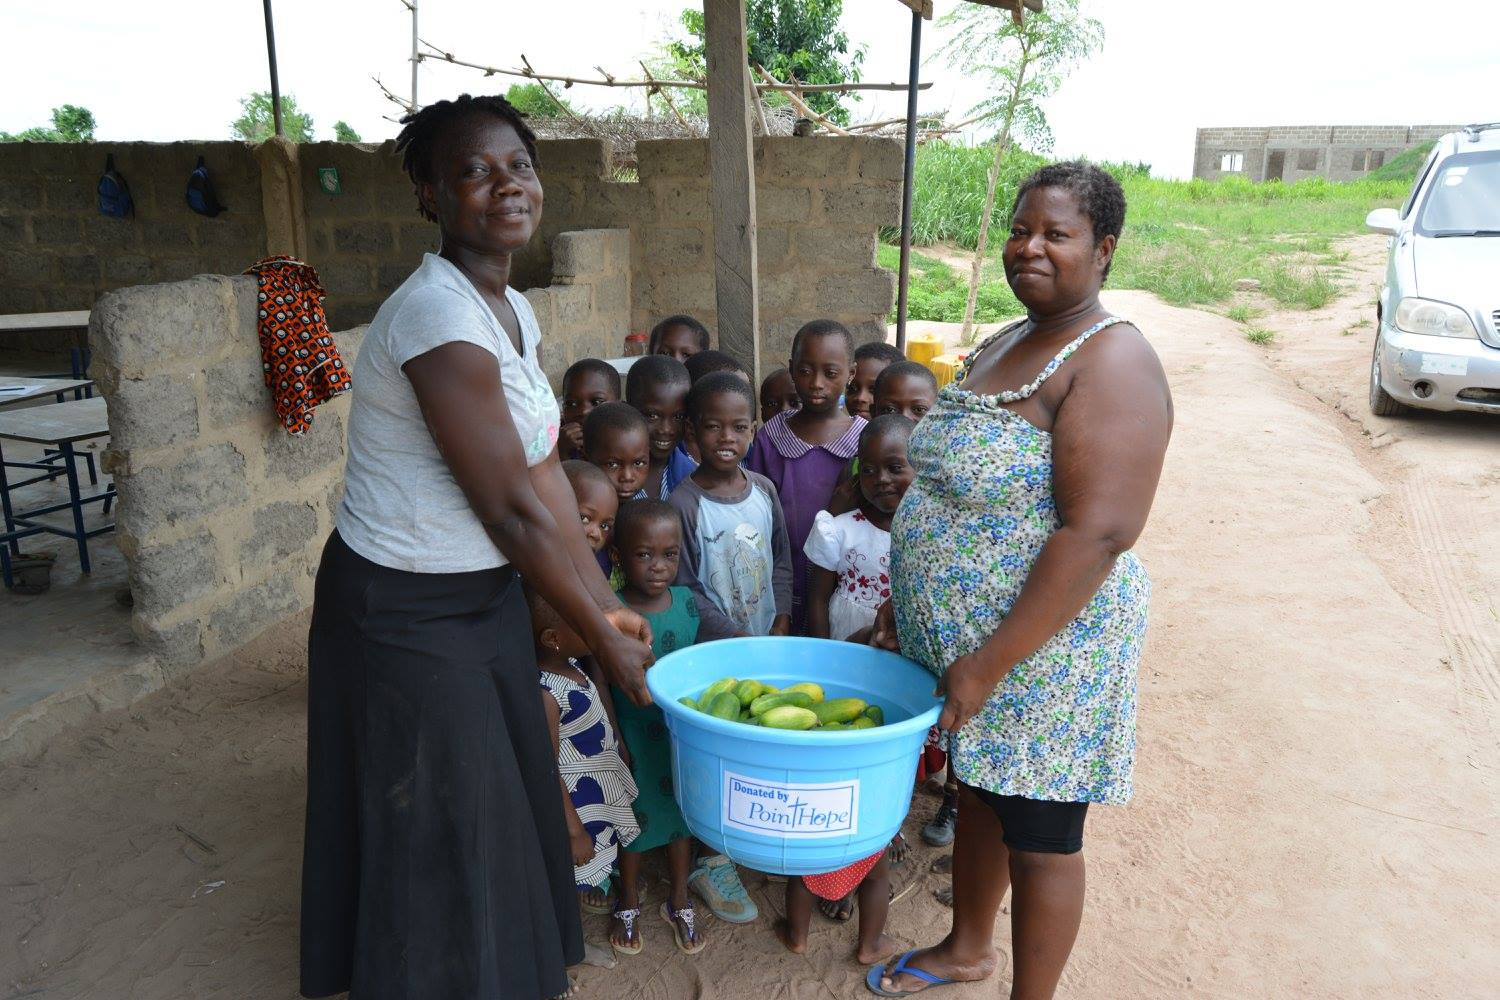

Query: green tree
[938,0,1103,338]
[231,92,314,143]
[332,120,362,142]
[504,82,573,119]
[656,0,864,125]
[0,104,96,142]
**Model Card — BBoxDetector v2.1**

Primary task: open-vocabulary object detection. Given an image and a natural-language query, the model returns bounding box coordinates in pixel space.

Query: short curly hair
[394,93,538,222]
[1011,161,1126,278]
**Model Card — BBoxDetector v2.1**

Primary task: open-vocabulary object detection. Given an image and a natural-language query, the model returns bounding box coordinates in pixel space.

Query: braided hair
[394,94,538,222]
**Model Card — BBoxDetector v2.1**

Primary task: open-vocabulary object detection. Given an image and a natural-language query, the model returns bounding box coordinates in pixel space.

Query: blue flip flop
[865,949,957,996]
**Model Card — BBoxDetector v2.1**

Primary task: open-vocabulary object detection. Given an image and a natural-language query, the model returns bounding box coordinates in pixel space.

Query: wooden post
[702,0,761,385]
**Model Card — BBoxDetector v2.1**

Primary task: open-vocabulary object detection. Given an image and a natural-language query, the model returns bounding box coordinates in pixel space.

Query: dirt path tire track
[1251,235,1500,774]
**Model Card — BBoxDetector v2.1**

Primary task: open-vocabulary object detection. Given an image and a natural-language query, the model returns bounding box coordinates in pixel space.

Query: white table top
[0,377,94,407]
[0,397,109,445]
[0,310,92,333]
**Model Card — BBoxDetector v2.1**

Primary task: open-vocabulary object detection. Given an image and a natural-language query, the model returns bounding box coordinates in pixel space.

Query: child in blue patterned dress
[528,586,640,923]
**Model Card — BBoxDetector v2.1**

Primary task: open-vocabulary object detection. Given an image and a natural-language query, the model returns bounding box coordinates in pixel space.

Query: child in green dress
[607,499,727,957]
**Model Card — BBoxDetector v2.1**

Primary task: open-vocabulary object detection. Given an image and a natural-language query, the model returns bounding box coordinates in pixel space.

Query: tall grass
[878,243,1020,324]
[886,141,1412,317]
[882,143,1047,248]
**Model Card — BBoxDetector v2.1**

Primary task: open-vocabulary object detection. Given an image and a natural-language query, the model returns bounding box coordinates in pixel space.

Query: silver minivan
[1365,124,1500,415]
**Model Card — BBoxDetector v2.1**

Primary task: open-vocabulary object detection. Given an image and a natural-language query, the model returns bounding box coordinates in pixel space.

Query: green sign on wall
[317,167,342,195]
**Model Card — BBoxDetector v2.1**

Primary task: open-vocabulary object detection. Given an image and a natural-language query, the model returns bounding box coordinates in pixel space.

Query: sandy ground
[3,236,1498,999]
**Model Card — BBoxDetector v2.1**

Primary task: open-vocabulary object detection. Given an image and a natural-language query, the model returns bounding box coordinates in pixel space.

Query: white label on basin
[1420,354,1468,376]
[722,771,859,838]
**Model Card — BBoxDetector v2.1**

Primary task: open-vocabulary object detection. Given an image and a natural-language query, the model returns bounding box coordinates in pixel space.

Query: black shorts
[962,782,1090,855]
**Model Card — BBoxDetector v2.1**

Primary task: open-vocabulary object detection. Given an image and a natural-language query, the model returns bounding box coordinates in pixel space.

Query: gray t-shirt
[669,472,793,636]
[336,254,560,573]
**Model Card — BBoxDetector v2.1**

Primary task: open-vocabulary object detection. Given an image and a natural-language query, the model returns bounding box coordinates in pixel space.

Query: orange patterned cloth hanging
[244,256,352,436]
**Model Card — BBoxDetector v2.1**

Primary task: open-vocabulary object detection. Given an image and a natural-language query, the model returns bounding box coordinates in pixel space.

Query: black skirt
[300,531,583,999]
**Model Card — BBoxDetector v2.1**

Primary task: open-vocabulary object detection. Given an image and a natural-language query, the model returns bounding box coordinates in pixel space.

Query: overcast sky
[3,0,1496,178]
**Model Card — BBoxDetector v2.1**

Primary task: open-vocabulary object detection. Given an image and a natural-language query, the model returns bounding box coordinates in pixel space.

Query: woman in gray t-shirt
[300,95,654,1000]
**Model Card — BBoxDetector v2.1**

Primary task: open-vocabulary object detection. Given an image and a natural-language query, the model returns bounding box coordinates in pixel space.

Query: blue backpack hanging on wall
[186,155,226,217]
[97,154,134,218]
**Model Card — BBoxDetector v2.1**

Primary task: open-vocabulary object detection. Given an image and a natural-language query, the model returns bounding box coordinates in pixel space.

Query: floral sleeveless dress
[890,316,1151,805]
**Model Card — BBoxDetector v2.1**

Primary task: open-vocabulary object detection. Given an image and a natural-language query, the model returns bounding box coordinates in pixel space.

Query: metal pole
[410,0,420,108]
[262,0,283,137]
[895,9,921,353]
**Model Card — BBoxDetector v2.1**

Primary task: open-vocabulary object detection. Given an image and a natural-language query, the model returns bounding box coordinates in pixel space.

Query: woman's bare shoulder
[1070,321,1173,417]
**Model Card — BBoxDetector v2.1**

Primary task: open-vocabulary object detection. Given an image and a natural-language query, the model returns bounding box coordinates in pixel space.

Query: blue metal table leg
[61,441,91,574]
[83,450,98,485]
[0,437,18,559]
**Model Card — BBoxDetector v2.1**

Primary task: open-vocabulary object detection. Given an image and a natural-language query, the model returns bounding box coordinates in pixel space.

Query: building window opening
[1220,151,1244,172]
[1297,149,1319,171]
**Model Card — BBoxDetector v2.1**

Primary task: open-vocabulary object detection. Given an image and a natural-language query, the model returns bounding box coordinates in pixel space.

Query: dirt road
[3,237,1496,998]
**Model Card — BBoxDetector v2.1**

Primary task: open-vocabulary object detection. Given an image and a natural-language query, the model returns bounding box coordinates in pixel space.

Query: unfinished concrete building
[1192,124,1459,182]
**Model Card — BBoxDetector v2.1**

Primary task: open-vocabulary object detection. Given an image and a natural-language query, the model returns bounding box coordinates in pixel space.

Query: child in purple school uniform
[745,319,864,633]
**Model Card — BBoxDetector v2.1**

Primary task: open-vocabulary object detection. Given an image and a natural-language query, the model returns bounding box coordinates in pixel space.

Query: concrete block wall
[522,228,632,387]
[1192,124,1461,182]
[0,141,266,316]
[3,135,898,375]
[295,135,899,363]
[643,136,900,361]
[299,141,439,330]
[91,274,361,671]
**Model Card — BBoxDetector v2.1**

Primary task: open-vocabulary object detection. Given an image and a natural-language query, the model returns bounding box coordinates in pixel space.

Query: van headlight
[1393,297,1478,339]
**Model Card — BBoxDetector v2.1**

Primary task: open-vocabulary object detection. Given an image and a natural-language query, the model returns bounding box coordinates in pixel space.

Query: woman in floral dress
[868,163,1173,998]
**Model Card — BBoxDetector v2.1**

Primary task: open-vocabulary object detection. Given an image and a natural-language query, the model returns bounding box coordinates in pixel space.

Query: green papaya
[750,691,815,717]
[697,677,739,711]
[818,721,850,731]
[678,696,700,710]
[861,704,885,726]
[760,705,819,731]
[782,682,825,704]
[734,679,767,707]
[850,715,878,730]
[707,692,741,720]
[812,697,867,726]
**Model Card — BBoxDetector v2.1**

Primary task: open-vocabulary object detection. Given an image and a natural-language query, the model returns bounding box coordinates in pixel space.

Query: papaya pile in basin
[677,678,886,731]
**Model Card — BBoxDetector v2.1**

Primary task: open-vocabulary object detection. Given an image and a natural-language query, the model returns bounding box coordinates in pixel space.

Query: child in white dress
[804,415,915,641]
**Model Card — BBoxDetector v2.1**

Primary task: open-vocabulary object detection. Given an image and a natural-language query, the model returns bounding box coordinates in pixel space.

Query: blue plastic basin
[646,636,941,875]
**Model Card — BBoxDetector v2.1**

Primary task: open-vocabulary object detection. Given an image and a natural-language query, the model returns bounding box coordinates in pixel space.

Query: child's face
[636,384,688,462]
[845,357,891,420]
[575,477,619,553]
[859,432,915,515]
[759,370,799,423]
[690,389,755,474]
[873,373,936,422]
[587,426,650,501]
[615,517,681,599]
[789,334,851,417]
[561,370,617,429]
[655,325,702,364]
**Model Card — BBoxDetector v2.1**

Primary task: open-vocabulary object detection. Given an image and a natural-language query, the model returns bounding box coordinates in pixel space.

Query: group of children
[531,314,945,974]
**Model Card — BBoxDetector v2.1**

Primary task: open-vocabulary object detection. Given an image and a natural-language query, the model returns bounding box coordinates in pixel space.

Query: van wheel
[1369,338,1407,416]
